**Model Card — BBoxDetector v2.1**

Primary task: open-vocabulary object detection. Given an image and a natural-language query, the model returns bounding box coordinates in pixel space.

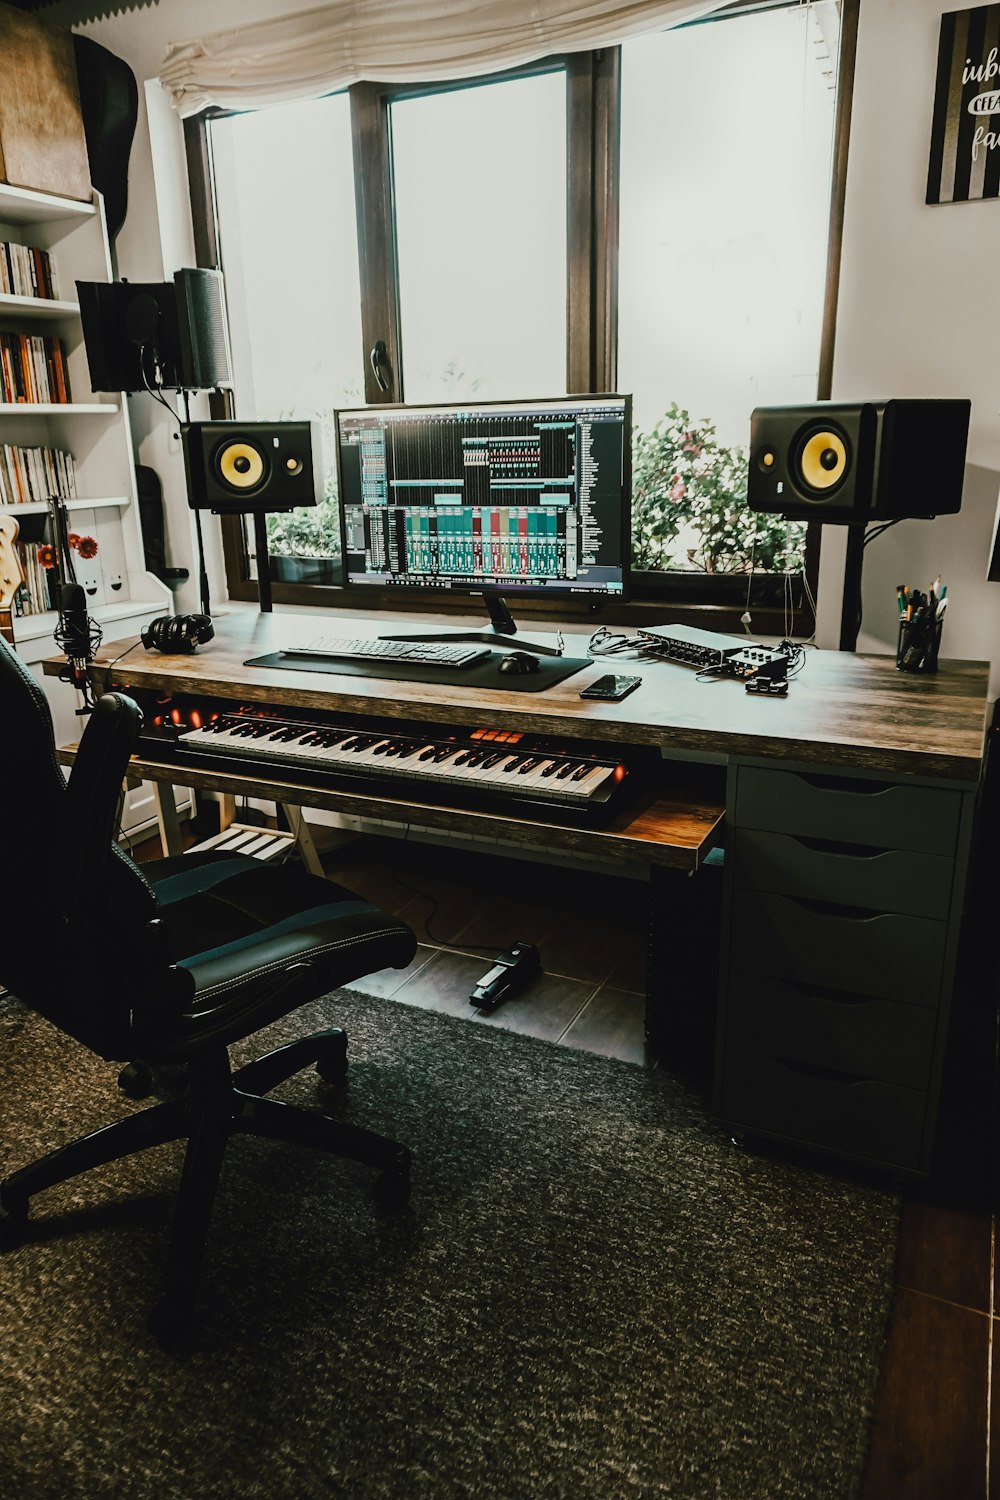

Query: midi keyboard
[133,699,657,825]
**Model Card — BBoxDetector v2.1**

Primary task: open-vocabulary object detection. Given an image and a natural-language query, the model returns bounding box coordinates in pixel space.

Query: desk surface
[77,612,992,783]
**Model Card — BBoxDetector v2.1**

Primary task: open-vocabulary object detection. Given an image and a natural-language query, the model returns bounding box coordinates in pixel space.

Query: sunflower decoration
[37,543,57,570]
[76,535,98,560]
[67,532,81,551]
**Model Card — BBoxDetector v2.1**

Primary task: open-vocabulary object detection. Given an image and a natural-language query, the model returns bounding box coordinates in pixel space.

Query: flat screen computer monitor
[335,395,630,606]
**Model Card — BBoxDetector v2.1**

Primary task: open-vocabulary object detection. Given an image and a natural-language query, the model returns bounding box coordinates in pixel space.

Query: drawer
[733,828,954,919]
[731,889,946,1006]
[734,766,962,855]
[720,1048,927,1169]
[725,971,937,1089]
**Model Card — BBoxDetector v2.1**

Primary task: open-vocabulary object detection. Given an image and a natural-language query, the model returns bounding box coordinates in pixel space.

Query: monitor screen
[335,394,630,599]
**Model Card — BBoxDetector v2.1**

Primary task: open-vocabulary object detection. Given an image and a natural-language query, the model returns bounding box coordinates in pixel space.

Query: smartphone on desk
[580,674,642,701]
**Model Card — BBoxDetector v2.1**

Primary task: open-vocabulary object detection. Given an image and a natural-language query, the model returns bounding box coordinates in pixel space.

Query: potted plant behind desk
[631,403,805,576]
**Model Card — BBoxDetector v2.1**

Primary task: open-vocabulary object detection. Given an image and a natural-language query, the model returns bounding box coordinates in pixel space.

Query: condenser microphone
[55,581,102,710]
[58,582,91,657]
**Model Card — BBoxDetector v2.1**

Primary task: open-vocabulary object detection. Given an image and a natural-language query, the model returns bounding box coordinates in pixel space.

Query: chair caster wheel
[119,1062,154,1100]
[315,1030,348,1088]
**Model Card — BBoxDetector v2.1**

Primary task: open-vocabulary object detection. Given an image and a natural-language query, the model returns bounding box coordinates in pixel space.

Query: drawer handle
[776,1057,871,1087]
[759,975,881,1006]
[795,773,895,796]
[786,986,876,1008]
[793,836,890,859]
[787,896,886,922]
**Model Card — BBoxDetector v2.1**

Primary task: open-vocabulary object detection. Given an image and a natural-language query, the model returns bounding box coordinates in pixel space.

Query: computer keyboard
[283,636,491,667]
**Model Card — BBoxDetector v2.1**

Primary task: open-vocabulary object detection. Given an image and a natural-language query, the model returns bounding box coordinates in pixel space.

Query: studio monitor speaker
[182,421,323,514]
[747,399,971,523]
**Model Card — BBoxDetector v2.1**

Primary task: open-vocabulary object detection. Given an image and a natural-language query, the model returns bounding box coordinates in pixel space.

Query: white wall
[45,0,1000,692]
[817,0,1000,694]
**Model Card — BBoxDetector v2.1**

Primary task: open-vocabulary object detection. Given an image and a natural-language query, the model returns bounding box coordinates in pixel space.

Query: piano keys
[131,698,657,825]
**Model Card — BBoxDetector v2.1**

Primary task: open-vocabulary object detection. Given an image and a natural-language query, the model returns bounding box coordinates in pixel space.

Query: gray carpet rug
[0,989,899,1500]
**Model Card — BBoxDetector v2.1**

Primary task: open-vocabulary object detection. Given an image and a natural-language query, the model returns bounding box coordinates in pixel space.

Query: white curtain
[160,0,719,118]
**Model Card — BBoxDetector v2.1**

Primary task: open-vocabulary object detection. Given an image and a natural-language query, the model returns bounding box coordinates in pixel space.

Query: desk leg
[219,794,237,832]
[645,864,720,1080]
[281,803,325,878]
[154,782,184,859]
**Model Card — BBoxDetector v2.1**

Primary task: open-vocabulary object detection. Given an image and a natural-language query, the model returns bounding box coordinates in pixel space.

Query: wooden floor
[135,818,999,1497]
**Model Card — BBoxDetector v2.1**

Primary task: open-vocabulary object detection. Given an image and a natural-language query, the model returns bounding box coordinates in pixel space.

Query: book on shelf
[0,332,71,403]
[11,517,101,621]
[0,241,59,300]
[0,442,76,506]
[14,537,56,618]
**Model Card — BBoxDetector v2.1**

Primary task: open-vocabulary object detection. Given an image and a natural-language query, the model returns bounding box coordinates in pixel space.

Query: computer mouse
[498,651,541,675]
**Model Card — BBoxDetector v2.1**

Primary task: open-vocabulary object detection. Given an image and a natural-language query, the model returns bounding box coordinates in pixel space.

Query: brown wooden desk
[49,612,992,1177]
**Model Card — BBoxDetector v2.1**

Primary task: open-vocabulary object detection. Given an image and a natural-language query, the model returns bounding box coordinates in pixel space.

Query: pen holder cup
[896,616,943,673]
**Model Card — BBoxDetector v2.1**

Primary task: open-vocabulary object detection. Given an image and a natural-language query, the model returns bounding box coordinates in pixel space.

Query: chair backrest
[0,637,172,1057]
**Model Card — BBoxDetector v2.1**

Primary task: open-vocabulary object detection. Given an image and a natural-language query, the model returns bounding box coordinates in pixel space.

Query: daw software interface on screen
[335,395,630,600]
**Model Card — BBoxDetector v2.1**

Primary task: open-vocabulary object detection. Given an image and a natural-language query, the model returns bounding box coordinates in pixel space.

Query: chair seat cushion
[138,852,416,1056]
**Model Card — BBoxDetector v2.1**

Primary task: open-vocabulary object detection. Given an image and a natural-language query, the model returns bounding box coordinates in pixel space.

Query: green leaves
[631,403,805,575]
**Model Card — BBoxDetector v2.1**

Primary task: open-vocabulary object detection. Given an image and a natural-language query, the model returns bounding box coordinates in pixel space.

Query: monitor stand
[378,590,565,657]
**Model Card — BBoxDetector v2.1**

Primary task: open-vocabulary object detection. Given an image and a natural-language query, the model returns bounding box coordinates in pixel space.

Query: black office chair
[0,638,417,1341]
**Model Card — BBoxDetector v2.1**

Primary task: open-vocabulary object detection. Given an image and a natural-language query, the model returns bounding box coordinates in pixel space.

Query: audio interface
[637,624,788,677]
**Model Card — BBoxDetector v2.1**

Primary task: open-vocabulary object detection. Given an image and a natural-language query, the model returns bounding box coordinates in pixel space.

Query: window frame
[185,0,858,634]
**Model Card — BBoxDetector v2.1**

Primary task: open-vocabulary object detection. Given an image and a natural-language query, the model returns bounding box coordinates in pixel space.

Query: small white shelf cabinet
[0,182,175,836]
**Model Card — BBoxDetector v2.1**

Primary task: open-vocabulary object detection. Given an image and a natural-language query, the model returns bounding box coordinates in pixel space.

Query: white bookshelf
[0,293,81,321]
[0,182,173,836]
[0,182,169,658]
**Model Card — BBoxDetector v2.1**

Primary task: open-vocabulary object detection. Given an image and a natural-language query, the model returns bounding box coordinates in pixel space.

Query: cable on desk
[588,625,646,656]
[104,638,146,671]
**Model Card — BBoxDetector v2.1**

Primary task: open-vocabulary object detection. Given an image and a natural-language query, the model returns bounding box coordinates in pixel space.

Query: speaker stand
[253,511,273,613]
[838,522,865,652]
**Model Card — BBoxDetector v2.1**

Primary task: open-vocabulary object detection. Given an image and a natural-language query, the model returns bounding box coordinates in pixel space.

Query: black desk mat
[244,649,591,692]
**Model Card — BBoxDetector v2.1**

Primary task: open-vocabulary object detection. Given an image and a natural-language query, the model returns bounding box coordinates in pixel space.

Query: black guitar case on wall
[72,33,138,241]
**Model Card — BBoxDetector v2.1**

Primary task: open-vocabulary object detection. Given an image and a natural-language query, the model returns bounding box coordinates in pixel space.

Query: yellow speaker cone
[799,429,848,491]
[217,440,265,490]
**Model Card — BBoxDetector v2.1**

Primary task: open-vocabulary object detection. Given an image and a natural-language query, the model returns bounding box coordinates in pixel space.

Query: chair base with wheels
[1,1019,410,1346]
[0,636,419,1344]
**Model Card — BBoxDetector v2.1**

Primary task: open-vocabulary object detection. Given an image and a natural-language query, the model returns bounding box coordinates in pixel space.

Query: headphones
[141,613,215,654]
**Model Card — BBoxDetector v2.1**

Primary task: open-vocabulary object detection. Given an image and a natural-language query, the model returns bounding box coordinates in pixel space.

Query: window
[618,2,839,582]
[391,74,567,404]
[193,1,849,617]
[211,94,364,584]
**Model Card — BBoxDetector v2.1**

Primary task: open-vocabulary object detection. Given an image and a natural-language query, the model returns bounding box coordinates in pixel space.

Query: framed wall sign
[928,3,1000,203]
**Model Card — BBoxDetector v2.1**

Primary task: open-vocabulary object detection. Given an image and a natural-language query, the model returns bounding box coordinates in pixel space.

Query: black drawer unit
[732,828,953,919]
[734,767,962,854]
[730,889,947,1005]
[725,971,937,1090]
[720,1049,928,1172]
[715,759,975,1176]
